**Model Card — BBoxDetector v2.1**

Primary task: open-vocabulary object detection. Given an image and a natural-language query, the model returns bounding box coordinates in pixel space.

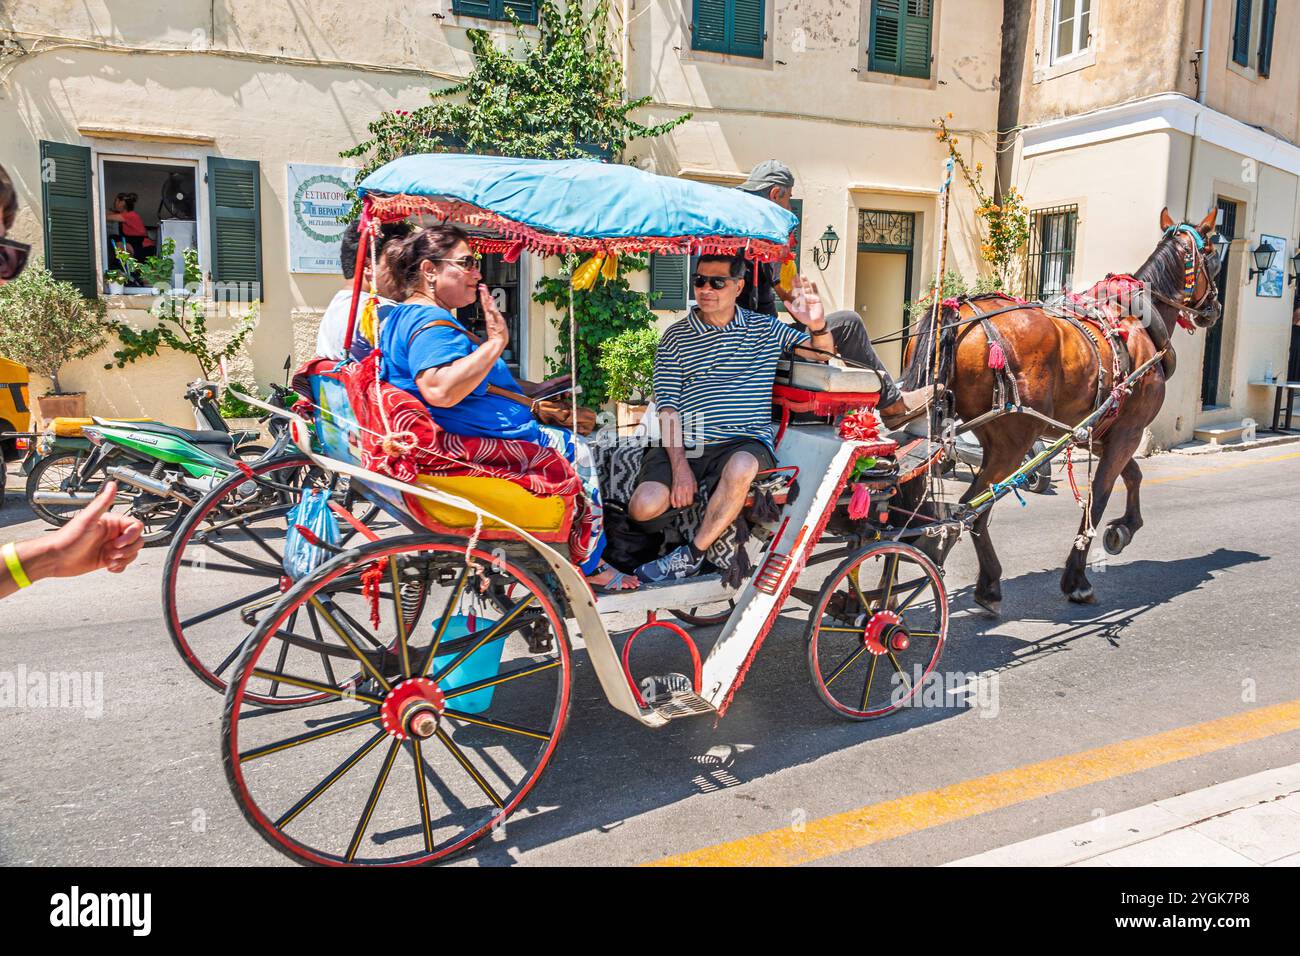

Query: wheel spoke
[881,553,900,609]
[250,668,381,705]
[824,645,868,687]
[860,653,879,712]
[417,565,469,678]
[268,609,298,696]
[179,584,281,629]
[444,711,552,742]
[238,522,288,566]
[435,727,503,809]
[818,626,865,634]
[390,558,412,678]
[202,539,282,576]
[410,740,434,853]
[895,579,932,615]
[309,597,392,692]
[887,651,913,696]
[441,659,559,701]
[847,571,871,610]
[240,711,380,763]
[274,728,388,830]
[307,603,338,687]
[345,738,402,862]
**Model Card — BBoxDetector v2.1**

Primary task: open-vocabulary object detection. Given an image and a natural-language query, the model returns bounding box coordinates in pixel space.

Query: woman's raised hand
[479,283,510,351]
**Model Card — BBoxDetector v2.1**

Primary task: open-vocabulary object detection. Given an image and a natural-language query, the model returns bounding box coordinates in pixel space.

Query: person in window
[628,254,834,583]
[735,159,939,429]
[105,192,154,270]
[316,219,412,361]
[377,225,638,593]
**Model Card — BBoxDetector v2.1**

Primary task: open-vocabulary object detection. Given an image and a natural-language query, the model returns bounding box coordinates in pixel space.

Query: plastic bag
[283,488,340,580]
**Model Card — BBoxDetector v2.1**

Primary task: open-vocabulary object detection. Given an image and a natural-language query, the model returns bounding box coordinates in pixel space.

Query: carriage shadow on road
[466,547,1266,865]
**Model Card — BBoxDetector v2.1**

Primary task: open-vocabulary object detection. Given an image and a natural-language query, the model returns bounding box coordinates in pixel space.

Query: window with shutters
[1026,205,1078,300]
[649,252,689,311]
[691,0,766,59]
[452,0,538,24]
[99,157,200,294]
[1230,0,1276,77]
[1050,0,1091,63]
[868,0,934,78]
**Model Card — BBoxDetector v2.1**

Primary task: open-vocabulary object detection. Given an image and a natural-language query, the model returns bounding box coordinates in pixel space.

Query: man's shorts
[634,438,775,530]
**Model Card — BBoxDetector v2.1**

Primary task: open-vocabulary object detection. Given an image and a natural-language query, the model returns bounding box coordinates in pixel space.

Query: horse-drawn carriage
[159,154,1220,865]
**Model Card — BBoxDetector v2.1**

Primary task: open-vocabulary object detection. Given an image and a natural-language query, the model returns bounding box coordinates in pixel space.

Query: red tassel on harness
[360,560,385,629]
[848,483,872,520]
[988,342,1006,370]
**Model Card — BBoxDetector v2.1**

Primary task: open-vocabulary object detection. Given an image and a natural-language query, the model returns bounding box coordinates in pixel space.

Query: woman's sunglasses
[435,252,483,272]
[692,274,740,290]
[0,238,31,281]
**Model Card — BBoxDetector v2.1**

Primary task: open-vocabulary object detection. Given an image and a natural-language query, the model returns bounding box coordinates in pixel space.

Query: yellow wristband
[3,542,32,589]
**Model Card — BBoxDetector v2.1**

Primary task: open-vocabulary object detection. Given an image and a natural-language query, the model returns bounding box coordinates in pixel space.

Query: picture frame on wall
[1257,234,1287,298]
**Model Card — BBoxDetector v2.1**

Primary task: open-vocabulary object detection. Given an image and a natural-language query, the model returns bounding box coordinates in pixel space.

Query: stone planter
[616,401,649,433]
[36,392,86,425]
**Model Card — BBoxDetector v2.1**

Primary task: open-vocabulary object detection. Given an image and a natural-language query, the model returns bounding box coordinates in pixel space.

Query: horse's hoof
[1067,587,1098,605]
[1102,524,1132,556]
[973,595,1001,616]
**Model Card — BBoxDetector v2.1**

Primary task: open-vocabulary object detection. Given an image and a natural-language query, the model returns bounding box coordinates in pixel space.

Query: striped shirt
[654,306,809,448]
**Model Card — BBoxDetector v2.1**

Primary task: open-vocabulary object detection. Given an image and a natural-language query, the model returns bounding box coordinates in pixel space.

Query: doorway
[1201,198,1238,407]
[451,251,526,375]
[855,210,916,377]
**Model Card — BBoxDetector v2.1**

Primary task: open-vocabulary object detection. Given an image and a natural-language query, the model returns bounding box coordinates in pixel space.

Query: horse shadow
[462,547,1266,865]
[940,548,1269,675]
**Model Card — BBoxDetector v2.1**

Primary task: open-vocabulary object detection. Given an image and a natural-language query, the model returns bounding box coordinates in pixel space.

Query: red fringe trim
[366,194,794,263]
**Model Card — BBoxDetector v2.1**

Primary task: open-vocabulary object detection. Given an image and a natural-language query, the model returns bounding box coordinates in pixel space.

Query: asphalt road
[2,443,1299,867]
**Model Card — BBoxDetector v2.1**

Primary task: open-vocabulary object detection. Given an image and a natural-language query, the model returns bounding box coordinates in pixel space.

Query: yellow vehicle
[0,355,31,461]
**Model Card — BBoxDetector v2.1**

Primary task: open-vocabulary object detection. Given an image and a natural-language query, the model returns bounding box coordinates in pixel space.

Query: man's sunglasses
[0,238,31,281]
[692,274,740,290]
[435,252,483,271]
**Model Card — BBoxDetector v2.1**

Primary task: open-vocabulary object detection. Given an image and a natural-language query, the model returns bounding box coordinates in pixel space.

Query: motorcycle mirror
[283,354,291,386]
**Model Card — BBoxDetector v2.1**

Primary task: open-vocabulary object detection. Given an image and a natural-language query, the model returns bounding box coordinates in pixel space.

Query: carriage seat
[406,474,570,534]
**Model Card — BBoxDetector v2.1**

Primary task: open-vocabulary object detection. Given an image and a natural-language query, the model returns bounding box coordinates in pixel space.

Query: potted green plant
[104,269,128,295]
[598,324,659,431]
[0,264,107,421]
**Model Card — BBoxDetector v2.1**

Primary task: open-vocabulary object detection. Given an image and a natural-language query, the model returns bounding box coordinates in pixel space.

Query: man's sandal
[590,562,640,594]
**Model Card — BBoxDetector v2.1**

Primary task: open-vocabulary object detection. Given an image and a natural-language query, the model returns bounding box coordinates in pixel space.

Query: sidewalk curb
[944,763,1300,867]
[1168,433,1300,456]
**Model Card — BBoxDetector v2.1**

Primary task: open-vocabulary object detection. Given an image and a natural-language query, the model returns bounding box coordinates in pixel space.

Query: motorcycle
[25,380,297,544]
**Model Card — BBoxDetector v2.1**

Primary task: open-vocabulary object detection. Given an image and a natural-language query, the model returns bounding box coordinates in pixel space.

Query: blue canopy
[356,154,797,255]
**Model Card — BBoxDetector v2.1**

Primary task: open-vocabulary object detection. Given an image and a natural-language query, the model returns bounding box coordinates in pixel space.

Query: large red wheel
[806,541,947,720]
[222,536,572,866]
[161,454,409,705]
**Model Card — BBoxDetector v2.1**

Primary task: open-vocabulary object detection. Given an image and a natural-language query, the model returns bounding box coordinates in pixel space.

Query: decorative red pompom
[848,483,872,520]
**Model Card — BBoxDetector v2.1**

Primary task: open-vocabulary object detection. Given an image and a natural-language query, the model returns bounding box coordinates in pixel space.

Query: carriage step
[640,673,716,719]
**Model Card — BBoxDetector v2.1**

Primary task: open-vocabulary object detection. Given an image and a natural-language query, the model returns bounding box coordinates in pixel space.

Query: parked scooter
[25,380,296,543]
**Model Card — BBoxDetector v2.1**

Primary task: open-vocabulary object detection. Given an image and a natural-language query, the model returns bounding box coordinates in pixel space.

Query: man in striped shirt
[630,254,835,583]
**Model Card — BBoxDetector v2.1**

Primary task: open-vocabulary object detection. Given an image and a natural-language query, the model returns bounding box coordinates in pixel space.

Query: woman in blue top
[378,225,637,592]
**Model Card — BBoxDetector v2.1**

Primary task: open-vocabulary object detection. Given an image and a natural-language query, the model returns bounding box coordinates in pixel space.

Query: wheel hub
[862,610,910,656]
[379,677,446,740]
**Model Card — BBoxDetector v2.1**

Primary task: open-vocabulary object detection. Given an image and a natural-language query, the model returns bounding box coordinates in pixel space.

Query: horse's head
[1145,207,1222,330]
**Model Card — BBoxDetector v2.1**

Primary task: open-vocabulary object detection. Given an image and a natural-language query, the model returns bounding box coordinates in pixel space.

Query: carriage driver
[629,255,834,583]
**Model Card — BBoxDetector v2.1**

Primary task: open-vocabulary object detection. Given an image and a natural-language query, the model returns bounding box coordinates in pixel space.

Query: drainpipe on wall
[1198,0,1213,104]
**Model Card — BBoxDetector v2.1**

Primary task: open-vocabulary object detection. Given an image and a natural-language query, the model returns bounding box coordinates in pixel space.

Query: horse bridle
[1142,224,1220,328]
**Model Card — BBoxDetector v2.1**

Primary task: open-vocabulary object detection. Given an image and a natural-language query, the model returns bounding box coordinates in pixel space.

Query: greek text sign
[287,164,356,274]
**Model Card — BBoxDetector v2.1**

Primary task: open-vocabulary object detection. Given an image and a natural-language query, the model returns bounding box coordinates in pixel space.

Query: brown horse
[902,208,1223,612]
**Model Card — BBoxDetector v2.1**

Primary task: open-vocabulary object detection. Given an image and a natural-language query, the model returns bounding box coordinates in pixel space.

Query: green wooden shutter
[650,253,688,311]
[453,0,496,17]
[39,141,97,298]
[729,0,765,58]
[900,0,933,78]
[693,0,728,53]
[870,0,903,74]
[1232,0,1253,66]
[501,0,538,24]
[1257,0,1276,76]
[207,157,262,292]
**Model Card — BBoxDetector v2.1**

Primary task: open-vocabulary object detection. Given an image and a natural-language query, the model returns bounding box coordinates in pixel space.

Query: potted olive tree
[0,264,107,421]
[598,324,659,432]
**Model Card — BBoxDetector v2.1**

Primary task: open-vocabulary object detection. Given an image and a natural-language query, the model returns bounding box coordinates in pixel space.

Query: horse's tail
[903,300,959,392]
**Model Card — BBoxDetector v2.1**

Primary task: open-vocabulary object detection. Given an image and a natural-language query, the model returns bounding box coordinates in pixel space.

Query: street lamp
[1248,240,1277,280]
[1289,245,1300,287]
[1209,231,1231,276]
[812,226,840,269]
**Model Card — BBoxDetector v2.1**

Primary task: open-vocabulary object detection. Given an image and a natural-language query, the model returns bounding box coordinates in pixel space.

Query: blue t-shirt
[379,303,541,442]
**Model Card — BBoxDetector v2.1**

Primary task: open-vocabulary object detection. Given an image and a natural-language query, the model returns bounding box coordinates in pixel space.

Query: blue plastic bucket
[432,614,505,714]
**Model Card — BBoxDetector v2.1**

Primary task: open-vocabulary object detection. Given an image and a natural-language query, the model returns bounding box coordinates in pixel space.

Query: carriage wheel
[806,541,947,721]
[162,454,414,704]
[222,536,571,866]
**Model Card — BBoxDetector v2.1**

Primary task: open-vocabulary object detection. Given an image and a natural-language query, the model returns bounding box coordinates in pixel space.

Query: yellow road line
[648,698,1300,867]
